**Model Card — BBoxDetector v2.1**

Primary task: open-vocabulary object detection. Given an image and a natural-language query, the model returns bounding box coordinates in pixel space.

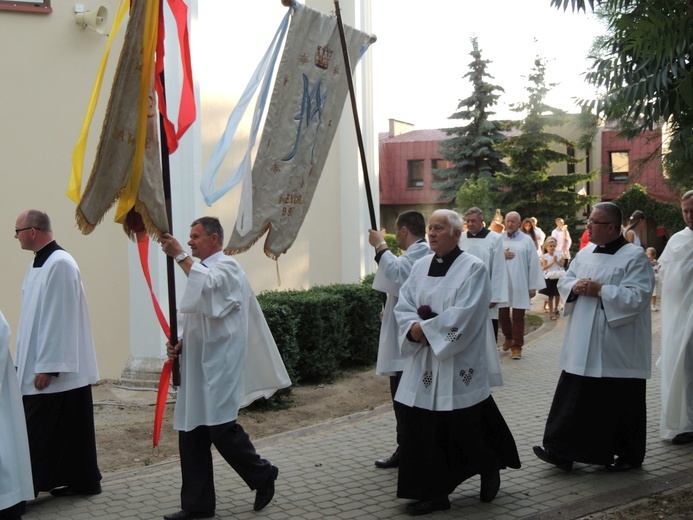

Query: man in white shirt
[368,211,430,470]
[459,207,509,342]
[551,218,573,265]
[393,210,519,515]
[14,210,101,498]
[499,211,545,359]
[658,190,693,445]
[0,310,34,518]
[161,217,291,520]
[534,202,653,472]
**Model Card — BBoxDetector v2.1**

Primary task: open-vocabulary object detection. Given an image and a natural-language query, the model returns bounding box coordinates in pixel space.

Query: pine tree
[495,57,595,226]
[432,38,510,203]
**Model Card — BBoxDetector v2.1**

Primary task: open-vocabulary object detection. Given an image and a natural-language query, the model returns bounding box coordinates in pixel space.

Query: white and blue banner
[201,3,374,259]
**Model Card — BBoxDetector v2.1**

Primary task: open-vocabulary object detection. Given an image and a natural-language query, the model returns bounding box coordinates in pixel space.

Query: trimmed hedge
[257,281,382,385]
[258,289,346,383]
[254,299,300,385]
[313,283,382,367]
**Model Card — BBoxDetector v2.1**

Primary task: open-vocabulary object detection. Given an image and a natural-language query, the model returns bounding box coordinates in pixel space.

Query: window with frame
[431,159,452,170]
[407,160,424,188]
[567,145,576,174]
[609,151,629,181]
[0,0,51,13]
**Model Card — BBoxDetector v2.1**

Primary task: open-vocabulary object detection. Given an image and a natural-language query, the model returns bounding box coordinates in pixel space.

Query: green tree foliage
[613,184,685,235]
[432,38,510,202]
[454,177,499,220]
[495,57,596,224]
[552,0,693,193]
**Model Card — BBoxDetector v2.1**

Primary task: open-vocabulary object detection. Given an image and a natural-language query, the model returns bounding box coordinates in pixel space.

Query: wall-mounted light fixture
[75,3,108,35]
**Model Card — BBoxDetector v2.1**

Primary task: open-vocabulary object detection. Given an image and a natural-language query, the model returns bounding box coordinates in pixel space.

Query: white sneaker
[651,305,658,312]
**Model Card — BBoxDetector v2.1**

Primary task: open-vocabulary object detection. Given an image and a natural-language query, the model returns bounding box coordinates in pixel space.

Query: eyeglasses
[584,219,613,227]
[14,226,36,236]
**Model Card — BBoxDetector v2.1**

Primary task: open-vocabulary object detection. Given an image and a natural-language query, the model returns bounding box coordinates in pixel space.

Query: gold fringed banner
[73,0,169,239]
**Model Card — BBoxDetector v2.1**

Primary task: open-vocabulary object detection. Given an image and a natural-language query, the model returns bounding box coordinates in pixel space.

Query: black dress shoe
[479,471,500,503]
[254,465,278,511]
[375,448,400,468]
[672,432,693,445]
[405,496,450,516]
[50,485,102,497]
[162,510,215,520]
[605,458,642,472]
[533,445,573,471]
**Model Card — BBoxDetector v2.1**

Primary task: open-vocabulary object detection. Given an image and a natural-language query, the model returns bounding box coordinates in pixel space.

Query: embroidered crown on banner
[315,44,333,70]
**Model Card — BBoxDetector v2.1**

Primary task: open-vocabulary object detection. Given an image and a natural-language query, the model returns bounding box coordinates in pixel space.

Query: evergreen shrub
[313,283,382,367]
[258,289,346,383]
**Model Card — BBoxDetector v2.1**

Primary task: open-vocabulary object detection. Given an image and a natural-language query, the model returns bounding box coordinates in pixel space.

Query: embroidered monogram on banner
[225,4,375,259]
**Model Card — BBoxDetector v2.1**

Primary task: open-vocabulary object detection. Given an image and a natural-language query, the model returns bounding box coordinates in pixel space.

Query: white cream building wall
[0,0,377,382]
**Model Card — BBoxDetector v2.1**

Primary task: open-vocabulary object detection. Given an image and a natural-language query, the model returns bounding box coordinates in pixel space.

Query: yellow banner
[67,0,130,203]
[114,0,160,223]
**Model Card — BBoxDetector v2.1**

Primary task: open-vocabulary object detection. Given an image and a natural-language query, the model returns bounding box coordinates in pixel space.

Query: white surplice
[372,241,431,376]
[15,250,99,395]
[394,251,502,411]
[657,227,693,439]
[557,241,653,378]
[459,229,509,319]
[0,311,34,511]
[175,251,291,432]
[501,232,545,309]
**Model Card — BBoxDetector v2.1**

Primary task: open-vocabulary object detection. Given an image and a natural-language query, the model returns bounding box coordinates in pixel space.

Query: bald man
[498,211,545,359]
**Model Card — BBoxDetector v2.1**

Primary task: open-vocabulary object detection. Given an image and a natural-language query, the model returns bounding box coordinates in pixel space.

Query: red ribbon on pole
[153,360,173,448]
[154,0,196,154]
[136,233,171,338]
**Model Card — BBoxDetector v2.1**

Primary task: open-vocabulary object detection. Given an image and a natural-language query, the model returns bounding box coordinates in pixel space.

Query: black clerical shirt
[33,241,64,268]
[428,245,463,277]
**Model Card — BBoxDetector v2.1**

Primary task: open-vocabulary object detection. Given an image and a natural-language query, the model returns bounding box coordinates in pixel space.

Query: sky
[370,0,605,132]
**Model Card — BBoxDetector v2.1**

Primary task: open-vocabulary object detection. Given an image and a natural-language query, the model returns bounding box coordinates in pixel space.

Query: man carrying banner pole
[160,217,290,520]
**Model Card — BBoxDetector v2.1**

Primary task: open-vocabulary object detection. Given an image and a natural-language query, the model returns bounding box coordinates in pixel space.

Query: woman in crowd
[521,218,542,255]
[624,210,645,247]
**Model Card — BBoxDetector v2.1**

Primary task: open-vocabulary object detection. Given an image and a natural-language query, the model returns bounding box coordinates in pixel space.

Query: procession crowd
[1,191,692,519]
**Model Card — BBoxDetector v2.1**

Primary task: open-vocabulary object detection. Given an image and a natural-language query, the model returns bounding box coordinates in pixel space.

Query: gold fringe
[223,223,272,256]
[74,184,126,235]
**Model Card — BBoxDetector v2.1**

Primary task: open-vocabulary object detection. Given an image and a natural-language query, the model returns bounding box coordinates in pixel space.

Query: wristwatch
[174,252,189,263]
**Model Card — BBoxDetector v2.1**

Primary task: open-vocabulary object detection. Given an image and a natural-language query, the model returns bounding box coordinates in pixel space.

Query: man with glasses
[13,210,101,498]
[459,207,509,343]
[534,202,654,472]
